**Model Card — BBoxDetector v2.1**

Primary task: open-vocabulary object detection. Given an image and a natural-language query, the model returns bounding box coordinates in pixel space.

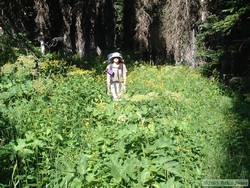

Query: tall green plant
[1,60,249,187]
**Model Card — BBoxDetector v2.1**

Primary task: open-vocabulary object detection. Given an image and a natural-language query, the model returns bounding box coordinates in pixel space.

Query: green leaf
[139,169,151,184]
[86,173,95,183]
[70,177,82,188]
[109,162,122,183]
[23,148,34,154]
[166,177,175,187]
[13,139,27,151]
[56,133,63,141]
[123,157,138,180]
[154,137,172,149]
[76,155,89,176]
[163,161,181,176]
[154,156,175,166]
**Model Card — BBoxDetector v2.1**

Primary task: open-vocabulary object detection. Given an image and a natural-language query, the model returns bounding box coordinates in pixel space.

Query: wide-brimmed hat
[107,52,123,62]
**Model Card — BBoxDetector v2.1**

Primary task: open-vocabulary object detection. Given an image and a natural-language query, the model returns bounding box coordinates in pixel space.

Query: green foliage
[0,32,37,65]
[197,0,250,78]
[0,35,17,64]
[39,60,68,76]
[0,60,249,187]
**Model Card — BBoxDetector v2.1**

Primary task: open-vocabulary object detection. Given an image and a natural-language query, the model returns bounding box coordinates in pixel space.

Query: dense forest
[1,0,250,187]
[1,0,250,77]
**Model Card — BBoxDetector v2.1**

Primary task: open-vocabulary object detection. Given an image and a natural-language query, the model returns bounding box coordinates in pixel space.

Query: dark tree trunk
[123,0,136,51]
[104,0,115,50]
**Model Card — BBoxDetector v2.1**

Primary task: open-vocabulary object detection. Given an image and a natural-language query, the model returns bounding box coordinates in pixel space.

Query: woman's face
[113,57,119,63]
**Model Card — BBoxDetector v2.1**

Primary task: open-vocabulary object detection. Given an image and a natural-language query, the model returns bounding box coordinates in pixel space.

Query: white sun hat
[107,52,123,62]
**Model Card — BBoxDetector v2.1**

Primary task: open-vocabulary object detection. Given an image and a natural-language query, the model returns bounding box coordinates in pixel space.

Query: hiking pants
[110,82,121,100]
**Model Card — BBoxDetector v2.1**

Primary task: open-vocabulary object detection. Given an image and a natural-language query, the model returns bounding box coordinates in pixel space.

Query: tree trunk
[104,0,115,50]
[134,2,152,60]
[60,1,72,53]
[200,0,208,22]
[34,0,50,55]
[123,0,136,50]
[75,12,84,58]
[161,0,200,66]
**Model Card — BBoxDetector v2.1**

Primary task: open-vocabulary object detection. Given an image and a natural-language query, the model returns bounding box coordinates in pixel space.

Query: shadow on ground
[220,77,250,179]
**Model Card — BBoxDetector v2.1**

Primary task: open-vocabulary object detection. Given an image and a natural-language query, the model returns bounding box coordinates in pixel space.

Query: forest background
[0,0,249,78]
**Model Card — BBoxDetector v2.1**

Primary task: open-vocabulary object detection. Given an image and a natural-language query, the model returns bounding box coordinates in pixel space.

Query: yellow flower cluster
[32,79,46,93]
[1,55,35,75]
[67,67,95,76]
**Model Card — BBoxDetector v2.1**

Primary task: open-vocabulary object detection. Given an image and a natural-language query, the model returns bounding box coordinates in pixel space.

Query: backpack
[107,63,124,82]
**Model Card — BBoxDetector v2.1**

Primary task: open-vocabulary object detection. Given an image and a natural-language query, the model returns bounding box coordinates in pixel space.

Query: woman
[106,52,127,101]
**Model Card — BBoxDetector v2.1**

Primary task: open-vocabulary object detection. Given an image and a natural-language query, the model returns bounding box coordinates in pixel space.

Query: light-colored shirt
[106,63,127,84]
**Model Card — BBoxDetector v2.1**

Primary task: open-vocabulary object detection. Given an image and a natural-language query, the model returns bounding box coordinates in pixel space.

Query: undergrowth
[0,56,249,187]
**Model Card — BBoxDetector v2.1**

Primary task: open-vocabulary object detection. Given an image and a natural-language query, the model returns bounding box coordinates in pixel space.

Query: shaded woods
[0,0,249,78]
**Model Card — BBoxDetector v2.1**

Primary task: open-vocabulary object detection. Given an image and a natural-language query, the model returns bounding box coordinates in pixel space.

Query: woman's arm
[122,64,127,83]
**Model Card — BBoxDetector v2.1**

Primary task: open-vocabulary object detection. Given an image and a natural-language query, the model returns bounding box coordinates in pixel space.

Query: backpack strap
[109,63,113,82]
[121,63,124,77]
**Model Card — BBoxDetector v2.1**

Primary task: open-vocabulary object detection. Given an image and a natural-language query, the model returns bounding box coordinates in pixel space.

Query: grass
[0,60,249,187]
